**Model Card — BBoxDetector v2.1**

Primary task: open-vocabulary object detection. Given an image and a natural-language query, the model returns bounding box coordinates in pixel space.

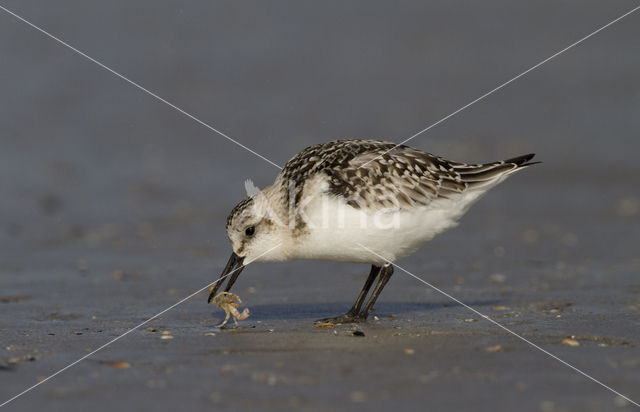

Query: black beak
[207,252,245,303]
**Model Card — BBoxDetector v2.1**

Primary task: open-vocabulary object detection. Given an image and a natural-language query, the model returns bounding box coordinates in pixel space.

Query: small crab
[211,292,250,327]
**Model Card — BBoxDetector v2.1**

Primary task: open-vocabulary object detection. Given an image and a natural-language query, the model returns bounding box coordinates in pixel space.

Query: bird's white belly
[291,192,482,264]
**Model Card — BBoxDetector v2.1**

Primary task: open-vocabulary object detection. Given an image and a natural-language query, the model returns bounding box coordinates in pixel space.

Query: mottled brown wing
[329,147,536,210]
[327,145,467,210]
[278,140,398,205]
[278,139,535,210]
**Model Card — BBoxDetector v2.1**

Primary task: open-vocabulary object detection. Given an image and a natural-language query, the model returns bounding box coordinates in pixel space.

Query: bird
[208,139,538,323]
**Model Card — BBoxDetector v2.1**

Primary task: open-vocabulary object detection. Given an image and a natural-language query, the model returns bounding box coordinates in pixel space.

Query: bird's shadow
[214,299,505,321]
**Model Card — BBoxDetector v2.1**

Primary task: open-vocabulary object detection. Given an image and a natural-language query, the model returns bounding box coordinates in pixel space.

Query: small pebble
[349,391,366,402]
[522,229,539,244]
[75,260,89,272]
[616,197,639,217]
[203,332,216,336]
[102,361,130,368]
[489,273,506,283]
[485,345,502,353]
[160,335,173,340]
[404,348,415,355]
[313,323,335,329]
[352,331,365,337]
[111,269,125,280]
[562,338,579,347]
[615,395,629,407]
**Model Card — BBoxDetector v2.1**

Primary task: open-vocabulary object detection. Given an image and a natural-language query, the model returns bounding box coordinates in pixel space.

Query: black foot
[315,312,366,324]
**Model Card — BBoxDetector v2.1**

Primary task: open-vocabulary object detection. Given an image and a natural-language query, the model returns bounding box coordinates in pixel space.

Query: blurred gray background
[1,1,639,411]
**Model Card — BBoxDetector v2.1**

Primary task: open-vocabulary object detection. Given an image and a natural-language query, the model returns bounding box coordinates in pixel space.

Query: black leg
[315,265,381,324]
[359,264,394,320]
[346,265,381,314]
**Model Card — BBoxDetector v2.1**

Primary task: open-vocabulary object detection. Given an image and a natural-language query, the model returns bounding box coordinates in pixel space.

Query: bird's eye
[245,226,255,236]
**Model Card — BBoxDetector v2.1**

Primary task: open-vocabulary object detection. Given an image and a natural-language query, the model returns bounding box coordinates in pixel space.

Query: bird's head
[208,189,288,302]
[225,194,289,262]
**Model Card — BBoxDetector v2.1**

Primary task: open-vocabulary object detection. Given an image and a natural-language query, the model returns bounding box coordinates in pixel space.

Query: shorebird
[208,139,538,323]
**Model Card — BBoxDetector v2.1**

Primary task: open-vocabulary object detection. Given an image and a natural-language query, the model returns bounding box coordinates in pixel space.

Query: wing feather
[277,140,535,211]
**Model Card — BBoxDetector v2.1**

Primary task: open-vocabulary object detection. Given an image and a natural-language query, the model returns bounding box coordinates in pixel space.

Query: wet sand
[1,1,639,411]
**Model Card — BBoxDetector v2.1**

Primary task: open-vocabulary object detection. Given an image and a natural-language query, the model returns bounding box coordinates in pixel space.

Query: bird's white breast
[288,175,490,264]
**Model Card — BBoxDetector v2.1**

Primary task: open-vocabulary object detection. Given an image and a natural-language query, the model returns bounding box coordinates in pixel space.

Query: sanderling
[208,139,538,323]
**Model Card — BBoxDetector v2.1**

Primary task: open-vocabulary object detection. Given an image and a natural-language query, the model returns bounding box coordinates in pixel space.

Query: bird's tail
[503,153,539,168]
[451,153,539,189]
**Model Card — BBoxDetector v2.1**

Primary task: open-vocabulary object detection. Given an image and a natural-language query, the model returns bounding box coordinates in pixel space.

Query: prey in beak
[207,252,245,303]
